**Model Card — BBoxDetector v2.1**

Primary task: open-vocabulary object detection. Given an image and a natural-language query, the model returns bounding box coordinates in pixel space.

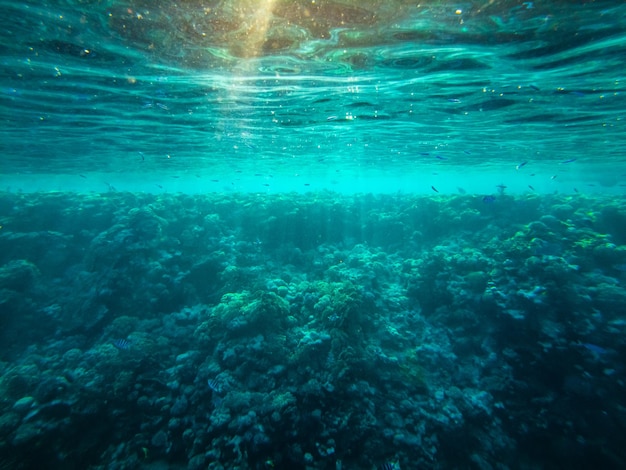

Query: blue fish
[379,463,398,470]
[112,338,132,350]
[208,379,223,394]
[581,343,607,355]
[482,195,496,203]
[327,313,340,323]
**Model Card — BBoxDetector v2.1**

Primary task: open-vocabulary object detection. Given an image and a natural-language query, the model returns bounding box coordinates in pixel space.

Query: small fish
[551,175,557,180]
[579,342,608,355]
[456,186,467,194]
[560,158,577,164]
[496,184,507,194]
[327,313,340,323]
[79,174,86,178]
[573,187,579,193]
[528,185,535,191]
[434,155,447,160]
[529,84,540,91]
[516,161,528,170]
[208,379,222,394]
[431,185,439,193]
[112,338,132,350]
[482,195,496,203]
[379,463,398,470]
[138,151,145,161]
[447,98,461,103]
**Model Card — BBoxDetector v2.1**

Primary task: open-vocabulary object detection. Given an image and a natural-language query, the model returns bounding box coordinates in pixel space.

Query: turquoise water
[2,0,625,193]
[1,1,626,469]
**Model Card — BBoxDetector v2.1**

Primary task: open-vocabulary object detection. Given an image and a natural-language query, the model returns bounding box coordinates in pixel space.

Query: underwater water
[1,1,626,469]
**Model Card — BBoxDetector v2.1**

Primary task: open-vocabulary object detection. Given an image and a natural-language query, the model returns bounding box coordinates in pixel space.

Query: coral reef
[0,191,624,469]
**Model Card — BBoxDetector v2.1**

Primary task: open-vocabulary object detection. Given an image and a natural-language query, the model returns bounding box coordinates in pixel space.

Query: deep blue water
[1,1,626,469]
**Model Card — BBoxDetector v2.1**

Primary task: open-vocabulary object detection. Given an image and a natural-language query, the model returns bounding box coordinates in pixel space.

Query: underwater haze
[1,1,626,469]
